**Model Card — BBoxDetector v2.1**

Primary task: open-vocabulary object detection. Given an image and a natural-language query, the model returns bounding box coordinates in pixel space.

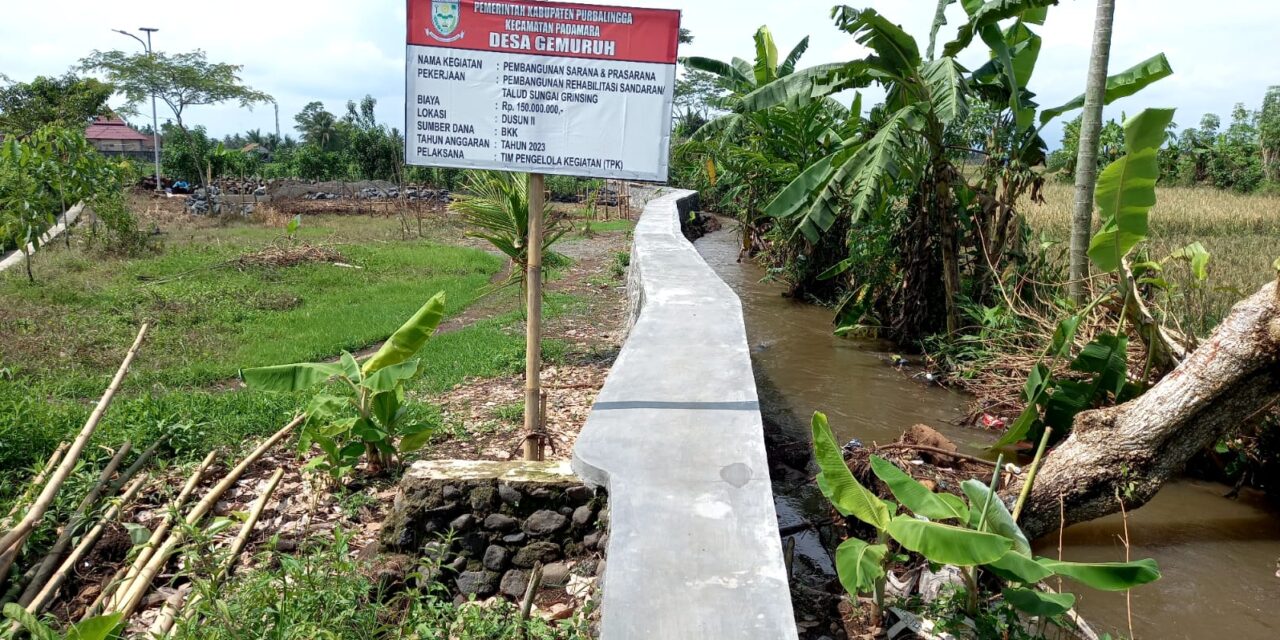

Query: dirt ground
[421,228,632,463]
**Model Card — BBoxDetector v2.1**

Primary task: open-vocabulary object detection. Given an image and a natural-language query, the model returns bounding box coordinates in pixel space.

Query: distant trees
[1049,86,1280,194]
[0,73,114,138]
[1261,86,1280,183]
[672,69,727,138]
[295,101,342,151]
[342,96,404,182]
[81,49,272,188]
[1047,115,1126,178]
[224,95,406,183]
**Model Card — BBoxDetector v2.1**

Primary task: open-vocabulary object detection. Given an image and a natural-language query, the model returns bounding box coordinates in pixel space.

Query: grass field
[1022,182,1280,334]
[0,209,577,498]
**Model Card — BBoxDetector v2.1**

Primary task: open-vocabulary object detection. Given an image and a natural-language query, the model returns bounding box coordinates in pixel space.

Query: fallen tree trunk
[1018,280,1280,541]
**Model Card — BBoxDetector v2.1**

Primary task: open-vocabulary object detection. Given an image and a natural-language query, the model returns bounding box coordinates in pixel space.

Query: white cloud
[2,0,1276,147]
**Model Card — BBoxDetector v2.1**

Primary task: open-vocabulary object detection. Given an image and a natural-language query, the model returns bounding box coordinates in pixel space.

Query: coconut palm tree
[1069,0,1115,303]
[448,171,567,302]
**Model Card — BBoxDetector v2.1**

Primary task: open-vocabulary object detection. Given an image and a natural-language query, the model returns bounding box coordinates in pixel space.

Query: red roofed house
[84,116,155,162]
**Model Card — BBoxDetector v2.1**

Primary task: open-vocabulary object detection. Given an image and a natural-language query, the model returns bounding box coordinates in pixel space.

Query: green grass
[493,402,524,422]
[0,209,608,636]
[580,219,634,234]
[413,292,575,394]
[169,529,592,640]
[1,225,504,395]
[0,214,577,503]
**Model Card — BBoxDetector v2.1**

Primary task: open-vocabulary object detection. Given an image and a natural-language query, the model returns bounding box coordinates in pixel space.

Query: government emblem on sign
[429,1,464,42]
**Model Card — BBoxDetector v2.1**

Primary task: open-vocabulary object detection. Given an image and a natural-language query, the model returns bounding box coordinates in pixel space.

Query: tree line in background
[1048,86,1280,193]
[1,45,608,283]
[1,47,475,270]
[0,49,273,264]
[158,95,412,185]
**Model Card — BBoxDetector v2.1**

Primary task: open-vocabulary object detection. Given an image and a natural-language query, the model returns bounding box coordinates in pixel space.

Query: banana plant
[763,1,1171,239]
[740,2,1171,338]
[681,25,844,144]
[3,604,122,640]
[241,292,447,479]
[812,412,1160,625]
[996,108,1180,447]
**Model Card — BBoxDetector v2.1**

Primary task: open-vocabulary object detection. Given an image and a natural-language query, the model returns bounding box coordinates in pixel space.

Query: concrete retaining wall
[0,203,84,275]
[573,189,797,639]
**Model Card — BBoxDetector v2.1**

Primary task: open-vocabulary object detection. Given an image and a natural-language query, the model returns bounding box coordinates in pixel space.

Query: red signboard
[407,0,681,64]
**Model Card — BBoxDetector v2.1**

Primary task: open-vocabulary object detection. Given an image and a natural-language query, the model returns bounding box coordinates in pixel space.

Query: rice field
[1022,182,1280,334]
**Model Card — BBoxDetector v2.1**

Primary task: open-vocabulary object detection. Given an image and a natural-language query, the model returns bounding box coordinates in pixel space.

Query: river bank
[695,220,1280,639]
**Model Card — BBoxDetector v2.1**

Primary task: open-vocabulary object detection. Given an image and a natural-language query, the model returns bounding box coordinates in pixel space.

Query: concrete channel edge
[572,188,799,639]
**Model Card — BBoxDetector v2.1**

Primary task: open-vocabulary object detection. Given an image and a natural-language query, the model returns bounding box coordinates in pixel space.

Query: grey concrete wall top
[0,203,83,274]
[573,189,797,639]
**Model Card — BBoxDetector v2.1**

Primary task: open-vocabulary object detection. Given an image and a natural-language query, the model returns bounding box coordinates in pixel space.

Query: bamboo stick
[0,563,38,609]
[18,441,135,607]
[523,172,545,462]
[112,417,299,622]
[0,323,150,556]
[82,566,127,622]
[22,474,149,618]
[114,436,169,494]
[0,545,22,600]
[158,468,286,638]
[1,442,69,527]
[147,588,187,639]
[1012,428,1054,524]
[217,468,284,583]
[108,451,218,612]
[0,443,72,593]
[517,563,542,622]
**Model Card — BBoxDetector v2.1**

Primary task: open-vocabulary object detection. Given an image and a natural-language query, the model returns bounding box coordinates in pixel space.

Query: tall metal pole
[522,173,546,461]
[141,28,161,192]
[115,28,162,191]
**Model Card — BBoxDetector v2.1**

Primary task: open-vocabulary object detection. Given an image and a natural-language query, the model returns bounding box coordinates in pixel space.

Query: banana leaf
[362,292,447,376]
[1089,109,1176,272]
[1038,558,1161,591]
[961,479,1031,555]
[241,362,347,392]
[869,456,969,522]
[1040,55,1173,125]
[812,412,892,529]
[886,516,1012,566]
[1002,587,1075,616]
[834,537,889,595]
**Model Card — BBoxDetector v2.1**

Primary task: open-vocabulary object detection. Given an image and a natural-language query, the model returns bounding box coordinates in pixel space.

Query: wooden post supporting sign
[523,173,546,461]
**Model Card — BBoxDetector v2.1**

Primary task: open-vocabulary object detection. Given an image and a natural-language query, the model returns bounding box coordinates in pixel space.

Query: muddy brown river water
[694,223,1280,639]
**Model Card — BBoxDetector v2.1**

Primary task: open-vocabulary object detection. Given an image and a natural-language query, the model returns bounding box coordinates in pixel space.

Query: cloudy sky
[2,0,1276,148]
